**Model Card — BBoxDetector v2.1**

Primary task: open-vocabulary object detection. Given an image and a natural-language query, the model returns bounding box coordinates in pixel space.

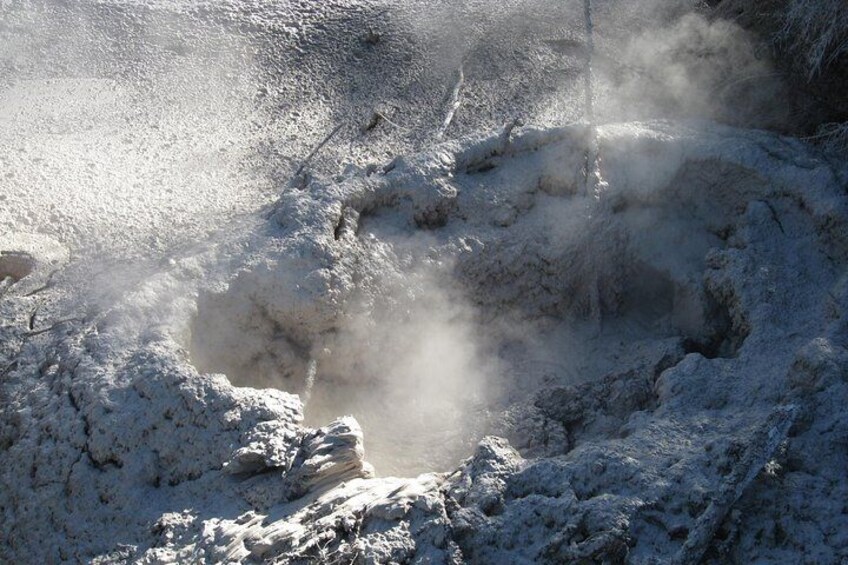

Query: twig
[361,110,411,135]
[800,122,848,141]
[438,65,465,139]
[583,0,596,132]
[295,123,345,178]
[800,122,848,155]
[583,0,605,199]
[374,111,411,133]
[463,117,524,173]
[24,317,84,338]
[501,117,522,144]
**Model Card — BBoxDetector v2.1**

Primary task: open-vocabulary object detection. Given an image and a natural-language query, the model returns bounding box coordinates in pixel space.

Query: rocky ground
[1,1,847,563]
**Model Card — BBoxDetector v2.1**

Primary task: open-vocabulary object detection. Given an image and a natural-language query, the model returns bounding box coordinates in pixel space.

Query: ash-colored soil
[1,1,847,564]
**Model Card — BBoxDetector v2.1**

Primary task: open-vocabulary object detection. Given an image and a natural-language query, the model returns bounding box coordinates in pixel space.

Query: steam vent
[2,1,847,563]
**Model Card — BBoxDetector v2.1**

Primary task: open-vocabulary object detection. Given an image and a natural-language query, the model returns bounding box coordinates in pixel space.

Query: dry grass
[707,0,848,150]
[780,0,848,78]
[708,0,847,78]
[803,122,848,155]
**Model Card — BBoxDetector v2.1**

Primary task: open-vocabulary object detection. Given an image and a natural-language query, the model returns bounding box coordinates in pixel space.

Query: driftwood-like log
[671,405,798,565]
[438,66,465,139]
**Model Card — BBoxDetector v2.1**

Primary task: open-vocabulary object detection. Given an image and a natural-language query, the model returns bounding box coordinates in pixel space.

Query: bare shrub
[779,0,848,79]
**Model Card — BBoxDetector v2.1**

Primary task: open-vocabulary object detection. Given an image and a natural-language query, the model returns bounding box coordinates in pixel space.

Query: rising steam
[307,257,502,476]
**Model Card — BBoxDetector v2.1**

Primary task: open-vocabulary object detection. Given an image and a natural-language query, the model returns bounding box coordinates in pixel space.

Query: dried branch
[583,0,606,198]
[671,405,798,565]
[438,65,465,139]
[295,123,346,178]
[24,317,84,338]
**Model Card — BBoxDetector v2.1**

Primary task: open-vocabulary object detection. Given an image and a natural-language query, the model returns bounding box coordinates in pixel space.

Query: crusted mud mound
[1,121,847,563]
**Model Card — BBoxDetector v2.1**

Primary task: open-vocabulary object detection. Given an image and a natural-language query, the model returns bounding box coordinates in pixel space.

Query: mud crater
[184,131,765,475]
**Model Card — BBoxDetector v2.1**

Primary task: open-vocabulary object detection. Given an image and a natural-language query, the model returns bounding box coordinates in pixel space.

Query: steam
[592,12,790,129]
[308,257,502,476]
